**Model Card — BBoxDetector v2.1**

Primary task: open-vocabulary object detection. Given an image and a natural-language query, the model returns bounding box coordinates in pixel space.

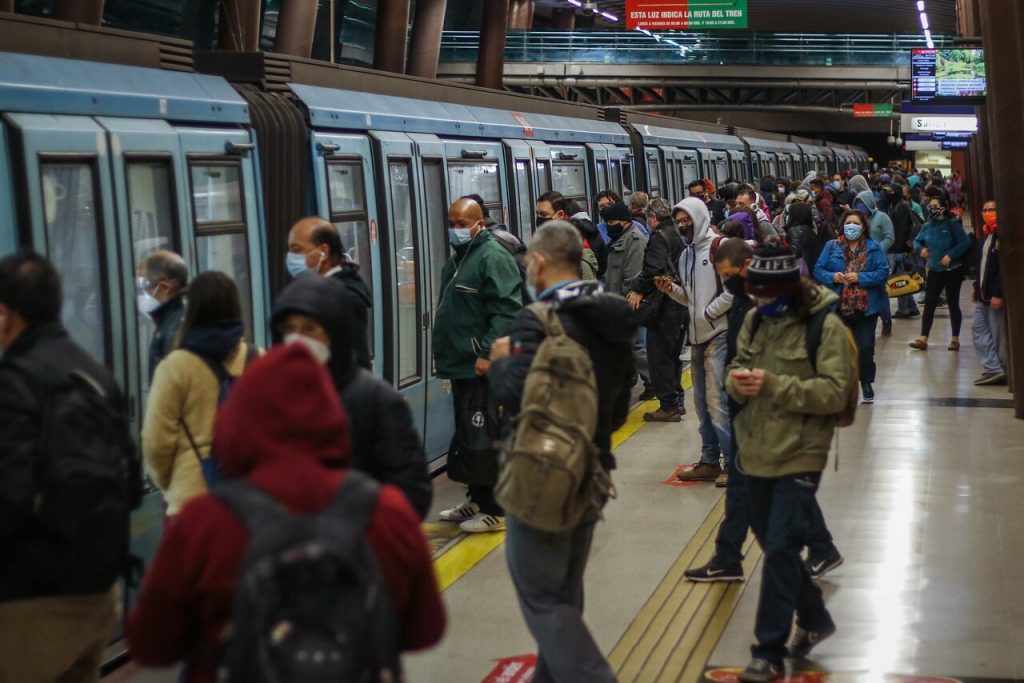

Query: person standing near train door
[434,198,523,533]
[136,250,189,380]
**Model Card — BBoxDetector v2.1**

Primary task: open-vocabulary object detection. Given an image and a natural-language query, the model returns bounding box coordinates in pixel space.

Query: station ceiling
[534,0,959,34]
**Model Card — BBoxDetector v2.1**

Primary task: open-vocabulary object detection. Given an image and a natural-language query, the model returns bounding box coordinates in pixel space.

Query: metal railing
[440,31,956,67]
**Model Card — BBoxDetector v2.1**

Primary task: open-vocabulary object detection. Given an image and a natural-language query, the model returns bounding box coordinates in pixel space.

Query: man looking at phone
[656,197,734,482]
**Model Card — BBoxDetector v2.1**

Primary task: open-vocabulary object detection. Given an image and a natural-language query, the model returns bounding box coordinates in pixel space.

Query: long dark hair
[176,271,242,346]
[785,202,814,229]
[791,278,826,321]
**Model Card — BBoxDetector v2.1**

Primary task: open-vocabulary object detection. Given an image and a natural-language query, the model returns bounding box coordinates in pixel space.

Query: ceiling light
[917,0,925,10]
[639,28,652,35]
[887,134,897,144]
[566,0,582,6]
[601,11,618,20]
[920,12,929,29]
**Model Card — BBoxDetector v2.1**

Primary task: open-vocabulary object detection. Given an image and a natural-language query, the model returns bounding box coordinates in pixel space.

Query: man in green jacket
[434,198,523,533]
[725,244,856,682]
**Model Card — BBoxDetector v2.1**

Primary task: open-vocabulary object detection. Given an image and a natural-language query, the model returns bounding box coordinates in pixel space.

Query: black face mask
[928,207,944,220]
[606,223,626,240]
[536,216,551,227]
[724,275,746,296]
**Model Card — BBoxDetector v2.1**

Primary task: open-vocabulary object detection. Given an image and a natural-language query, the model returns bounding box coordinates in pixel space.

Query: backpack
[215,470,400,683]
[9,355,142,593]
[489,227,531,301]
[180,345,257,487]
[494,302,612,532]
[749,308,859,428]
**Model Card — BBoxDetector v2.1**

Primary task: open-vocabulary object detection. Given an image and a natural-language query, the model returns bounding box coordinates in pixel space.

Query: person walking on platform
[271,275,433,518]
[143,272,253,516]
[661,197,733,481]
[887,184,922,320]
[136,250,188,380]
[814,210,890,404]
[287,217,373,369]
[489,220,636,683]
[0,252,135,683]
[727,245,856,681]
[909,195,971,352]
[852,190,895,335]
[434,198,523,533]
[127,345,445,683]
[629,197,687,422]
[973,200,1008,386]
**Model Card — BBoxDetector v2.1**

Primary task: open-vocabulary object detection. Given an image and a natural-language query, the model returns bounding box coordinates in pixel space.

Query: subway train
[0,21,868,470]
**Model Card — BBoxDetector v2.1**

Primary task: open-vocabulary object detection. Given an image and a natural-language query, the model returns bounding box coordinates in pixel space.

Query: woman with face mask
[813,209,890,403]
[909,195,972,351]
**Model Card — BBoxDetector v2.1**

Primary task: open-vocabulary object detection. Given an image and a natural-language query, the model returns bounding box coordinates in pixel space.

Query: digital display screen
[912,48,986,102]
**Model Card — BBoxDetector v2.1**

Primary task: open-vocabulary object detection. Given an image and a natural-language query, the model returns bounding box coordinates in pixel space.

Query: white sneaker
[439,500,479,523]
[459,512,506,533]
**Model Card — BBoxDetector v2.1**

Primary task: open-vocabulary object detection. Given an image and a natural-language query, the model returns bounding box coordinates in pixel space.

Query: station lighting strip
[561,0,694,53]
[565,0,619,23]
[918,0,934,48]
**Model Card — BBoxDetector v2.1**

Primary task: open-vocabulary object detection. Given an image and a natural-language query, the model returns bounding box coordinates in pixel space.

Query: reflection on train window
[188,161,253,339]
[552,161,585,202]
[647,158,661,197]
[595,160,608,194]
[327,161,367,214]
[40,162,109,364]
[609,160,622,197]
[664,162,676,202]
[514,160,534,244]
[682,160,699,188]
[536,160,551,195]
[447,162,502,218]
[190,165,242,224]
[388,160,421,386]
[422,160,448,319]
[126,160,176,399]
[326,159,374,314]
[621,159,633,193]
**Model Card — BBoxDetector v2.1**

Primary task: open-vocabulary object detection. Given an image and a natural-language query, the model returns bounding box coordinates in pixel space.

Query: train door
[658,147,677,201]
[607,145,628,199]
[548,145,588,209]
[176,127,268,349]
[371,132,429,447]
[310,131,383,373]
[586,143,610,205]
[621,151,635,194]
[681,150,700,189]
[728,150,746,182]
[0,122,15,254]
[712,151,729,186]
[504,139,536,243]
[645,149,662,197]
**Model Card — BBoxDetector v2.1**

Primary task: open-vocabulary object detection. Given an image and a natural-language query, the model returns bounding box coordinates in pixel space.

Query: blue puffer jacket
[814,237,890,317]
[913,217,971,272]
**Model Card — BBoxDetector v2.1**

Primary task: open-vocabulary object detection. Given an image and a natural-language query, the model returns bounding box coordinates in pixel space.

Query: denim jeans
[842,314,879,384]
[691,334,732,465]
[973,302,1006,374]
[746,473,832,665]
[505,513,615,683]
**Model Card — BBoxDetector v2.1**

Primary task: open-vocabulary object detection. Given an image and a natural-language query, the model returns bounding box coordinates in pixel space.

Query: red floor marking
[664,464,704,487]
[482,655,537,683]
[703,670,964,683]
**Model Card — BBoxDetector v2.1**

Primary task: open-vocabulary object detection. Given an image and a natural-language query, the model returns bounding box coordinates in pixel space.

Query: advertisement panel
[626,0,748,30]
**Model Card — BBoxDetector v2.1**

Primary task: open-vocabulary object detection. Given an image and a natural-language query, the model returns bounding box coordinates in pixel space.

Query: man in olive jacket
[433,198,523,533]
[725,245,855,682]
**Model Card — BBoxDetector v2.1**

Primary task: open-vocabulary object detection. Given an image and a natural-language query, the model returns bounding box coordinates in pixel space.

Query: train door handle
[422,311,431,330]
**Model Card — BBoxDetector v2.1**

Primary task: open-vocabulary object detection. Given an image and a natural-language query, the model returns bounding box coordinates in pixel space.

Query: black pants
[842,314,878,384]
[646,303,685,411]
[921,267,964,338]
[450,378,502,515]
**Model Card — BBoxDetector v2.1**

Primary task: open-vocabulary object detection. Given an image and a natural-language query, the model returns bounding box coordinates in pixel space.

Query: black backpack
[215,470,400,683]
[9,355,142,594]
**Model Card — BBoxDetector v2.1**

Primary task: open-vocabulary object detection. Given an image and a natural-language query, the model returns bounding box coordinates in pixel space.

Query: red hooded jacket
[126,345,445,682]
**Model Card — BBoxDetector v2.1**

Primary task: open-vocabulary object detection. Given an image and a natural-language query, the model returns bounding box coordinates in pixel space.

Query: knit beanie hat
[746,242,802,298]
[600,202,633,223]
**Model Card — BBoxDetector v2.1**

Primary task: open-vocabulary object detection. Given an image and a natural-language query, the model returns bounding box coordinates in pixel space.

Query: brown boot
[908,338,928,350]
[677,462,722,482]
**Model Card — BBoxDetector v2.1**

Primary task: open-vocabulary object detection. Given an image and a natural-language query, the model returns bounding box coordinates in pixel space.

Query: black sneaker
[684,559,744,583]
[805,546,844,580]
[638,387,658,401]
[787,617,837,659]
[861,382,874,404]
[737,658,783,682]
[881,320,892,336]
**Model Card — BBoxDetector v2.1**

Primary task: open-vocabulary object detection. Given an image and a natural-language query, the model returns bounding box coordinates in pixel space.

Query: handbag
[634,289,667,328]
[446,376,500,486]
[885,271,924,298]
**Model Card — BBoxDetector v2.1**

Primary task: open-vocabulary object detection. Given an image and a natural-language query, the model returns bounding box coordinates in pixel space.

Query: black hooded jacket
[489,281,638,471]
[271,275,432,518]
[328,259,372,370]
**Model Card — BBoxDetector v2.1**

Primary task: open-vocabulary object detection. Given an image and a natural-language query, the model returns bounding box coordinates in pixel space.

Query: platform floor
[113,295,1024,683]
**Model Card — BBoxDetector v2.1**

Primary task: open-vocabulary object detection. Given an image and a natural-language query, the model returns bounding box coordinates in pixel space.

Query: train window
[552,161,585,202]
[595,160,608,193]
[189,161,253,338]
[422,159,448,319]
[326,160,374,294]
[609,159,622,197]
[664,162,675,202]
[40,162,109,364]
[536,160,551,195]
[447,162,502,218]
[388,160,421,386]
[646,158,660,196]
[126,159,177,395]
[621,159,633,193]
[514,160,534,243]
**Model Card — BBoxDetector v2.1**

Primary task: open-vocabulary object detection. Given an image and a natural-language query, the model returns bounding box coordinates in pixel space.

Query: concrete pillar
[507,0,533,29]
[0,1,14,13]
[275,0,319,57]
[407,0,447,78]
[51,0,104,24]
[551,7,575,30]
[374,0,410,74]
[218,0,262,51]
[476,0,509,89]
[979,0,1024,417]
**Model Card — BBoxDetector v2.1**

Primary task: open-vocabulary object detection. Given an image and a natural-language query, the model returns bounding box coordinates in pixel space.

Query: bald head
[287,216,342,275]
[448,199,486,240]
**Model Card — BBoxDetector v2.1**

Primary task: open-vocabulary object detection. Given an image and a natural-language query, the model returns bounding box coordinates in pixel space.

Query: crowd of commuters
[0,159,1008,683]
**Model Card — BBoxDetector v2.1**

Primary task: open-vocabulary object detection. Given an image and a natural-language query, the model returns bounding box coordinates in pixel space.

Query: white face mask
[137,292,159,316]
[284,333,331,365]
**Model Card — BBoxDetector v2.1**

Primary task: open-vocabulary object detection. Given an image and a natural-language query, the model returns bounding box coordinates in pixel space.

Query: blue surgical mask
[448,227,473,246]
[286,251,310,278]
[843,223,863,241]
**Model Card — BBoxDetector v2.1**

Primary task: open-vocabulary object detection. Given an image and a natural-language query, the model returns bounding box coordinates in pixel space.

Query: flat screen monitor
[912,48,986,103]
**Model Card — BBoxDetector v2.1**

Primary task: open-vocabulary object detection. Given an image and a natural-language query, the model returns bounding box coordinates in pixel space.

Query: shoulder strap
[323,469,381,533]
[526,301,567,339]
[188,350,231,385]
[749,312,763,341]
[805,308,830,373]
[214,479,291,533]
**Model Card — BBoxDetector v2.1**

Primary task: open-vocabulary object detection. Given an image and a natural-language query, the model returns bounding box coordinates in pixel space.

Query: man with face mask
[689,178,726,225]
[433,198,523,532]
[137,250,189,379]
[270,275,432,518]
[286,217,373,369]
[0,252,127,683]
[972,200,1007,385]
[592,189,650,245]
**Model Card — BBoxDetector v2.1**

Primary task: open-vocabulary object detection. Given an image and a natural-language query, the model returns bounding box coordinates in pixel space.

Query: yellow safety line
[431,368,694,592]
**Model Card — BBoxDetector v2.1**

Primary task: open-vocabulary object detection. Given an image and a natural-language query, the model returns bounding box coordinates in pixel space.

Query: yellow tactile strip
[608,496,764,683]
